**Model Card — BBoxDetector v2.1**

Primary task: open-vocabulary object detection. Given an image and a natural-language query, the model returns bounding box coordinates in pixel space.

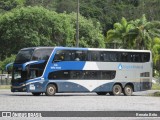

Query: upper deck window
[53,50,87,62]
[53,49,150,63]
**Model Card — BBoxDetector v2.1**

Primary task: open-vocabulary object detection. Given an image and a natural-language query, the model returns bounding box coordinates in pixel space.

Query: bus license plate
[29,84,35,90]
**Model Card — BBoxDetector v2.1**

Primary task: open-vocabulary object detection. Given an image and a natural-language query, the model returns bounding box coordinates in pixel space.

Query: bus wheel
[45,84,56,96]
[32,92,41,96]
[124,85,133,96]
[96,92,107,95]
[112,84,122,96]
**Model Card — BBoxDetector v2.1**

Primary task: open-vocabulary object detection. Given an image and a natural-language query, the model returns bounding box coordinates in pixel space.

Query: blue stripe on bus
[56,82,89,92]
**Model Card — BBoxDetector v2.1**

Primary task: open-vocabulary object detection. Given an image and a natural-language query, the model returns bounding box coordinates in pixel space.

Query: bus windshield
[15,48,53,63]
[12,69,28,83]
[12,47,54,83]
[15,49,34,63]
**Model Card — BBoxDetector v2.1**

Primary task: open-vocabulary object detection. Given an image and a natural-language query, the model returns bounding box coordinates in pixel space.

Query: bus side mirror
[5,62,13,73]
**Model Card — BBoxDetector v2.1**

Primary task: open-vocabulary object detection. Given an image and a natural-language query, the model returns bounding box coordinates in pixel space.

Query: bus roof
[20,47,54,51]
[55,47,151,53]
[20,46,151,53]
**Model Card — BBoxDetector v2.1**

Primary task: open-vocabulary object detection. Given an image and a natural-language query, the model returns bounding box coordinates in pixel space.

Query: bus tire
[96,92,107,95]
[45,84,56,96]
[124,85,133,96]
[112,84,122,96]
[32,92,41,96]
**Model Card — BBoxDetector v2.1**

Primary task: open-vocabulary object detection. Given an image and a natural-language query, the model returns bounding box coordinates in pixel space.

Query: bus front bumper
[11,82,46,93]
[11,85,27,92]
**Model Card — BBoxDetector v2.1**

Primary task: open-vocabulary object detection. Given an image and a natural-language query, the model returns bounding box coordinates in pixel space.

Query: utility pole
[76,0,79,47]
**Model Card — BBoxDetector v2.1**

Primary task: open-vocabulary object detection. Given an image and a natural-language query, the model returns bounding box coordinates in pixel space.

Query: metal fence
[0,74,11,85]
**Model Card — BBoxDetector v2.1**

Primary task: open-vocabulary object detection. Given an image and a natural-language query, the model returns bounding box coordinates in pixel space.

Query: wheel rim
[48,86,55,95]
[113,85,122,95]
[115,88,119,93]
[126,88,131,93]
[125,86,132,95]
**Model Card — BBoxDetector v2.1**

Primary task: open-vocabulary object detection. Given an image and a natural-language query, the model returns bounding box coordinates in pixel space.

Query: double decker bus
[10,47,152,96]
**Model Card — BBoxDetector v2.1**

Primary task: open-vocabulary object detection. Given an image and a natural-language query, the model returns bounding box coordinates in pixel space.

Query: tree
[106,15,160,49]
[0,6,74,60]
[0,6,105,60]
[0,6,55,60]
[79,0,142,36]
[25,0,56,10]
[69,13,105,48]
[55,0,77,13]
[106,17,134,49]
[0,0,25,12]
[130,14,160,49]
[137,0,160,21]
[0,55,16,73]
[152,37,160,73]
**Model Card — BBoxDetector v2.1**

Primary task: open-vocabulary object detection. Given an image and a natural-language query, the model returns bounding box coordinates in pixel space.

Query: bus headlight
[23,87,26,91]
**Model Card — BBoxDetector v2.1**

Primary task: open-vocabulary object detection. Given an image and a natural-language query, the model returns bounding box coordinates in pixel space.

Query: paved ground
[0,89,160,120]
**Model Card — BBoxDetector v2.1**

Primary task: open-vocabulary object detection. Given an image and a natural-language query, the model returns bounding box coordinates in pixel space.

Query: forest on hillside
[0,0,160,76]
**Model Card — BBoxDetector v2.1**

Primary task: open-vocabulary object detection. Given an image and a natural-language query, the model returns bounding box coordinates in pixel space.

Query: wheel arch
[113,82,123,89]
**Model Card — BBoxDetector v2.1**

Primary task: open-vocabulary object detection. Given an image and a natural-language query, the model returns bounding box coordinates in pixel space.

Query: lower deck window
[48,70,116,80]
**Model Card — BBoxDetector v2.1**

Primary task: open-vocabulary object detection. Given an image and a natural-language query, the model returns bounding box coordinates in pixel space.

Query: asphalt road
[0,89,160,120]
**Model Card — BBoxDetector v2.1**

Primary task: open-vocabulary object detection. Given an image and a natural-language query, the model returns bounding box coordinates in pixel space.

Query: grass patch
[153,92,160,96]
[151,83,160,97]
[0,85,10,89]
[152,83,160,90]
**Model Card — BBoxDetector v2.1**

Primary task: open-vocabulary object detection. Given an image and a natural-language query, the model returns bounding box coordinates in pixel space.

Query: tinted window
[70,71,83,79]
[88,51,100,61]
[101,52,150,63]
[50,70,70,79]
[32,49,53,61]
[48,70,116,80]
[121,52,128,62]
[100,52,110,62]
[130,53,141,62]
[101,71,116,79]
[140,72,150,77]
[53,50,87,62]
[53,50,150,63]
[53,50,75,61]
[15,49,34,63]
[100,52,118,62]
[75,50,87,61]
[141,53,150,62]
[109,52,118,62]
